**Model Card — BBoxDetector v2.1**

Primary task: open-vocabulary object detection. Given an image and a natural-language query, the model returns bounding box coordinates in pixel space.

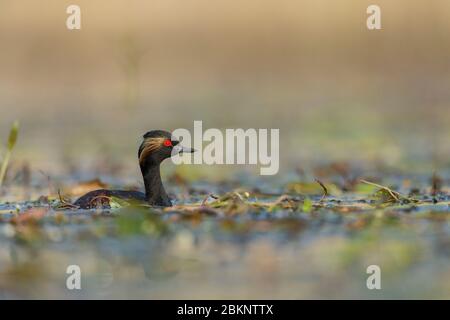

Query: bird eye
[163,139,173,147]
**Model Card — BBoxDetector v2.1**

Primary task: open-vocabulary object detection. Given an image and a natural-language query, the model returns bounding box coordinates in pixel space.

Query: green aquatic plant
[0,121,19,187]
[302,197,313,213]
[360,179,418,205]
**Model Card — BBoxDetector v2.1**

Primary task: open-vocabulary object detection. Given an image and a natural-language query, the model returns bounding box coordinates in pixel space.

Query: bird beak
[172,144,197,156]
[179,146,196,154]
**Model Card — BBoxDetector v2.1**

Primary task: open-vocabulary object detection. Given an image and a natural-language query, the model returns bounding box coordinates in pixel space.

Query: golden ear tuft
[139,137,165,164]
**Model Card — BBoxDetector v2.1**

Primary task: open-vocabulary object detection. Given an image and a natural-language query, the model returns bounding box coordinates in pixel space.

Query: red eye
[163,139,172,147]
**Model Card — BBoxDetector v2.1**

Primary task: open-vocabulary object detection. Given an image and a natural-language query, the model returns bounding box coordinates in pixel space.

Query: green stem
[0,149,11,187]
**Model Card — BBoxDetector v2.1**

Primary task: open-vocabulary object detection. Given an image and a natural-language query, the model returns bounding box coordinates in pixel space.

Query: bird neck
[140,164,171,206]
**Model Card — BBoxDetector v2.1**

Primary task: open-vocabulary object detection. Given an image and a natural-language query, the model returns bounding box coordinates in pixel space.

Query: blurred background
[1,0,450,300]
[0,0,449,183]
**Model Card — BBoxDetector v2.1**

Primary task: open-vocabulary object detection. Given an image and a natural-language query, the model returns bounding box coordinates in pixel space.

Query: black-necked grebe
[74,130,195,208]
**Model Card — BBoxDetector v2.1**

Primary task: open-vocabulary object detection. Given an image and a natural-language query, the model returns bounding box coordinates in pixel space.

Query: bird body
[74,130,194,209]
[73,189,146,208]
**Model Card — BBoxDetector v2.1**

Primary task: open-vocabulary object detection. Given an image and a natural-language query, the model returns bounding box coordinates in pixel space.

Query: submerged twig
[431,172,442,197]
[315,178,328,202]
[55,189,79,209]
[201,193,219,206]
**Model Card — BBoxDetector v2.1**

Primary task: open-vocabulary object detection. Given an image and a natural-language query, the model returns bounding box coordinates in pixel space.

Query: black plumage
[74,130,194,209]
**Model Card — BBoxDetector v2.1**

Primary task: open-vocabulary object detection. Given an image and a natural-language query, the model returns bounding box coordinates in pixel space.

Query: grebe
[74,130,195,208]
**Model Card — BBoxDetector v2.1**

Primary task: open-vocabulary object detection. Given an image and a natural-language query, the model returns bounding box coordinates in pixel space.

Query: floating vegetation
[360,179,419,205]
[0,159,449,299]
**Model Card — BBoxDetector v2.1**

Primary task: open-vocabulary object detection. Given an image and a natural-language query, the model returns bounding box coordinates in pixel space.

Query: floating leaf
[302,198,313,213]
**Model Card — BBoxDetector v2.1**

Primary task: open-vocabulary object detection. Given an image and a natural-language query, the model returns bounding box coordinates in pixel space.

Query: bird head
[138,130,195,167]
